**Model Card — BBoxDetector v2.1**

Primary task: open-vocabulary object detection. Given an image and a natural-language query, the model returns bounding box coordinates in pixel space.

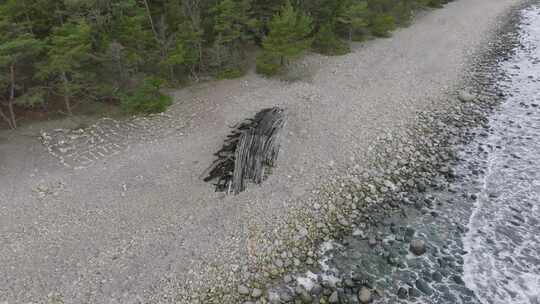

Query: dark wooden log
[203,107,286,194]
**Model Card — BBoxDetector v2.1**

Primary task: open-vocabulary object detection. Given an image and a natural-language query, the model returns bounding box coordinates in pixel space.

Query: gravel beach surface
[0,0,523,303]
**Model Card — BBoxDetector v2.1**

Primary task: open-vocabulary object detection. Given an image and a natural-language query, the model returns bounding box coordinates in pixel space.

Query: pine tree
[312,23,350,55]
[250,0,285,41]
[368,13,395,37]
[161,38,187,81]
[392,0,414,26]
[257,1,313,75]
[366,0,397,37]
[302,0,346,28]
[38,20,92,115]
[161,0,203,80]
[0,18,42,128]
[0,0,451,127]
[210,0,254,77]
[121,76,172,114]
[337,0,369,41]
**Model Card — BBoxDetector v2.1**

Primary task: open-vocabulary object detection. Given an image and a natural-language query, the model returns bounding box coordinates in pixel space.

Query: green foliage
[368,14,396,37]
[209,0,254,75]
[121,77,172,114]
[303,0,347,27]
[216,68,245,79]
[337,0,370,41]
[257,1,313,75]
[250,0,285,38]
[41,21,91,75]
[14,88,46,108]
[38,20,92,114]
[422,0,444,8]
[0,15,43,127]
[392,1,414,26]
[256,51,281,76]
[0,0,449,126]
[312,23,350,56]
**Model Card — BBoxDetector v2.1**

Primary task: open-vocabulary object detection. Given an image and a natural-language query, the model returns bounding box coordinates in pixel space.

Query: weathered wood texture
[203,107,286,194]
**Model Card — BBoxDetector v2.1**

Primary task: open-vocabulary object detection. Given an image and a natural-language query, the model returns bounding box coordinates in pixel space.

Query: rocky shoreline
[0,1,525,303]
[194,2,527,303]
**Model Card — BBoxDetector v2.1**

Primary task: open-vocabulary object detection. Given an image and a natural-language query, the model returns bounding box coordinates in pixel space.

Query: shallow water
[463,5,540,304]
[290,4,540,304]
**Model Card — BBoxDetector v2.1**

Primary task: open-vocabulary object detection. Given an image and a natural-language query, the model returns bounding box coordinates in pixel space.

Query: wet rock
[409,239,427,255]
[452,275,465,285]
[432,271,443,282]
[404,227,415,240]
[415,279,434,296]
[417,182,427,192]
[397,287,408,299]
[358,287,372,303]
[344,279,355,288]
[329,291,339,303]
[408,287,420,298]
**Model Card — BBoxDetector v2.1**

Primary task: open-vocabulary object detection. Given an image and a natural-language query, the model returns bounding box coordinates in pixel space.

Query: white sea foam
[463,5,540,304]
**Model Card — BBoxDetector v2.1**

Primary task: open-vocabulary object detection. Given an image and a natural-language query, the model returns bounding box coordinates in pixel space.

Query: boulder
[458,90,476,103]
[358,287,372,303]
[410,239,427,256]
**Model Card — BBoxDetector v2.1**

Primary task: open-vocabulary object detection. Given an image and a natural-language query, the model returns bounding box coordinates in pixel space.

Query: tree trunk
[197,42,203,73]
[169,66,175,82]
[61,71,73,115]
[215,34,222,69]
[183,0,203,74]
[0,105,13,129]
[56,2,64,26]
[142,0,159,43]
[8,64,17,128]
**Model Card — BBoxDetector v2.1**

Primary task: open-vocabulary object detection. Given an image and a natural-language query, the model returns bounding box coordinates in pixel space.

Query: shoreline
[0,1,525,303]
[207,2,528,304]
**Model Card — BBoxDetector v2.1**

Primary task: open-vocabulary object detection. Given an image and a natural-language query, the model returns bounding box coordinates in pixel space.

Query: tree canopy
[0,0,453,127]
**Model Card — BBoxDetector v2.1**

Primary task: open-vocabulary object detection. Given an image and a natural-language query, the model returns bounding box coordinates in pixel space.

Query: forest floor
[0,0,521,303]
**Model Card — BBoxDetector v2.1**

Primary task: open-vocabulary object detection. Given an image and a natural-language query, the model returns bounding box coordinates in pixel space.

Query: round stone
[458,90,476,103]
[251,288,263,298]
[409,239,427,256]
[358,287,372,303]
[415,279,434,296]
[397,287,408,299]
[238,285,250,295]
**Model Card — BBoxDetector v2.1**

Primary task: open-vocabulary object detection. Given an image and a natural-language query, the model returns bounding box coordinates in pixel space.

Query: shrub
[392,2,414,26]
[312,23,351,56]
[257,0,313,77]
[426,0,443,8]
[216,67,245,79]
[369,14,396,37]
[256,51,281,76]
[121,77,172,114]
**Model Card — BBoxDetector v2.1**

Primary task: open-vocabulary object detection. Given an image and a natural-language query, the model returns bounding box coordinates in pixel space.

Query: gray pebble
[410,239,427,255]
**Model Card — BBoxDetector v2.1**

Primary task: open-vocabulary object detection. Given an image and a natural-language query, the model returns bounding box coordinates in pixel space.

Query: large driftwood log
[203,107,286,194]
